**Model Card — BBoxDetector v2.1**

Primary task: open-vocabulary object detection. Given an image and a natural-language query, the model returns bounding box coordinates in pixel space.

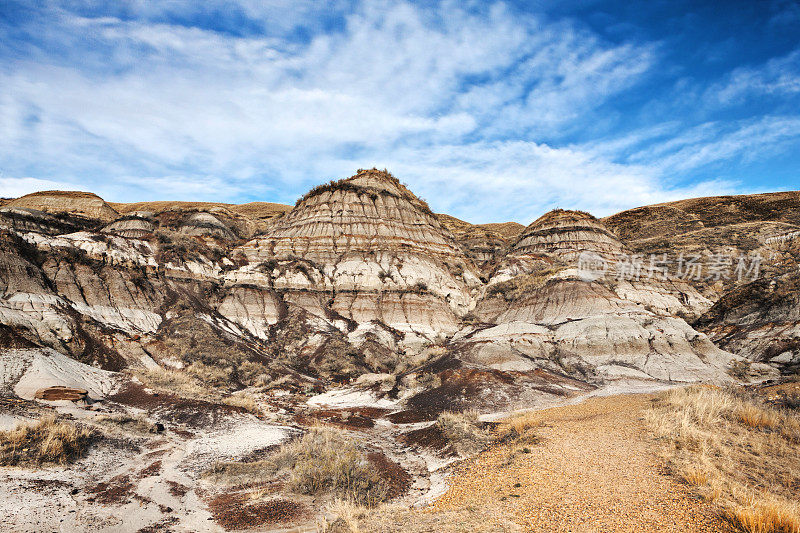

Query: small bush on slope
[436,411,490,456]
[206,427,390,506]
[276,427,389,505]
[646,386,800,533]
[0,415,94,466]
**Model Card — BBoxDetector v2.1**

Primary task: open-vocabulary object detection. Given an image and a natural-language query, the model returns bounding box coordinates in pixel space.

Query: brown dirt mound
[295,407,391,429]
[208,493,309,531]
[367,452,411,499]
[109,382,248,428]
[87,474,135,505]
[398,424,452,453]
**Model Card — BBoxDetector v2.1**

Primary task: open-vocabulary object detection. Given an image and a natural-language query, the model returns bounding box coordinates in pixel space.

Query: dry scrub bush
[135,367,209,398]
[276,427,389,505]
[647,386,800,533]
[496,410,544,445]
[185,360,233,387]
[204,459,279,486]
[238,360,271,387]
[436,411,490,456]
[222,393,263,415]
[205,427,389,506]
[0,415,93,466]
[94,413,158,435]
[134,362,237,400]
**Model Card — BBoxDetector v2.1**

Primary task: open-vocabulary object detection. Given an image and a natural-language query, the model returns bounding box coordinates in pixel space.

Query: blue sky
[1,0,799,223]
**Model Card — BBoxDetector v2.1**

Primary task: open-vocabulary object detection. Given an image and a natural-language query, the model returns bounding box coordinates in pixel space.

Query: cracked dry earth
[430,394,733,533]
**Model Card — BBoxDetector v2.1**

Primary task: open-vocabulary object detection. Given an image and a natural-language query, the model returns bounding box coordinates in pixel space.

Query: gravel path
[431,394,733,532]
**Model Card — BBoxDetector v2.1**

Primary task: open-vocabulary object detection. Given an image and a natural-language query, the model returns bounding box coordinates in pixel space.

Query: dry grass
[94,413,159,435]
[205,427,390,506]
[203,458,278,486]
[436,411,490,456]
[317,499,519,532]
[134,367,210,398]
[277,427,389,505]
[222,393,263,416]
[0,415,94,466]
[495,409,544,446]
[134,361,236,398]
[647,386,800,533]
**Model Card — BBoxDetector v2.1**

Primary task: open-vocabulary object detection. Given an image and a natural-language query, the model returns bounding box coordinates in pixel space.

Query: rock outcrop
[0,175,792,414]
[6,191,119,223]
[463,209,739,383]
[695,272,800,373]
[234,169,481,339]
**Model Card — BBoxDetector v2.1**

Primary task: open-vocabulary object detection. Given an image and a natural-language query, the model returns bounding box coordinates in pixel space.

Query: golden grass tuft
[222,393,263,416]
[277,426,389,505]
[205,426,390,506]
[647,386,800,533]
[725,495,800,533]
[0,415,94,466]
[436,411,490,456]
[134,367,209,398]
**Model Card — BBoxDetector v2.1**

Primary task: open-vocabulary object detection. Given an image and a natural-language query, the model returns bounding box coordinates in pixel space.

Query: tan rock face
[512,209,624,264]
[235,169,480,336]
[102,214,156,239]
[466,209,738,383]
[436,214,518,274]
[6,191,119,223]
[695,272,800,371]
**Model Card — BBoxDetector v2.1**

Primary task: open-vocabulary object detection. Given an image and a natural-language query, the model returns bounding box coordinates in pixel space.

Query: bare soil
[430,394,733,532]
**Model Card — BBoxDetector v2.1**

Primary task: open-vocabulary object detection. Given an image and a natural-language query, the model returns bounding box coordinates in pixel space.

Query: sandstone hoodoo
[465,208,743,384]
[235,169,481,339]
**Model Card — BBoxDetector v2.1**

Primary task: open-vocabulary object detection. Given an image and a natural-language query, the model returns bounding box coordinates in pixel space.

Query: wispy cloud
[0,0,798,221]
[708,50,800,106]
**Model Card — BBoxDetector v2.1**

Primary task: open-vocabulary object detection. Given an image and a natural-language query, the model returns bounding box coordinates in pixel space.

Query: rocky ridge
[1,173,790,402]
[1,172,797,532]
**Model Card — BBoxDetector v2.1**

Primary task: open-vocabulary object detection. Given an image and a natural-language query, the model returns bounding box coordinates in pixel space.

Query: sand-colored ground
[429,394,732,532]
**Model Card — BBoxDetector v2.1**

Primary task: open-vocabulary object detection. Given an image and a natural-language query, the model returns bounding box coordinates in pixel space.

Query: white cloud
[707,50,800,105]
[628,116,800,174]
[0,177,76,198]
[1,0,796,222]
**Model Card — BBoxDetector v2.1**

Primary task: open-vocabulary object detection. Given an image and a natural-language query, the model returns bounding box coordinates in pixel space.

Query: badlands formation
[0,169,798,531]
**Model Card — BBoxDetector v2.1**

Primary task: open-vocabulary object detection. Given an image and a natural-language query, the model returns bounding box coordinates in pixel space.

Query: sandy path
[431,394,732,532]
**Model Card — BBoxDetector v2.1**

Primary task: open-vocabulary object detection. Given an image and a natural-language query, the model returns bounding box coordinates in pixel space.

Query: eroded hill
[0,171,797,531]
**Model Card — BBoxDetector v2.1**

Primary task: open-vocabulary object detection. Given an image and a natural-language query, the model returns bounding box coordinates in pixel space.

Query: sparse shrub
[0,416,94,466]
[496,411,543,446]
[414,372,442,390]
[276,427,390,505]
[94,413,159,435]
[730,360,753,380]
[222,393,263,416]
[204,459,278,486]
[238,360,270,387]
[204,427,390,506]
[411,281,428,294]
[436,411,490,456]
[186,360,233,387]
[135,367,208,398]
